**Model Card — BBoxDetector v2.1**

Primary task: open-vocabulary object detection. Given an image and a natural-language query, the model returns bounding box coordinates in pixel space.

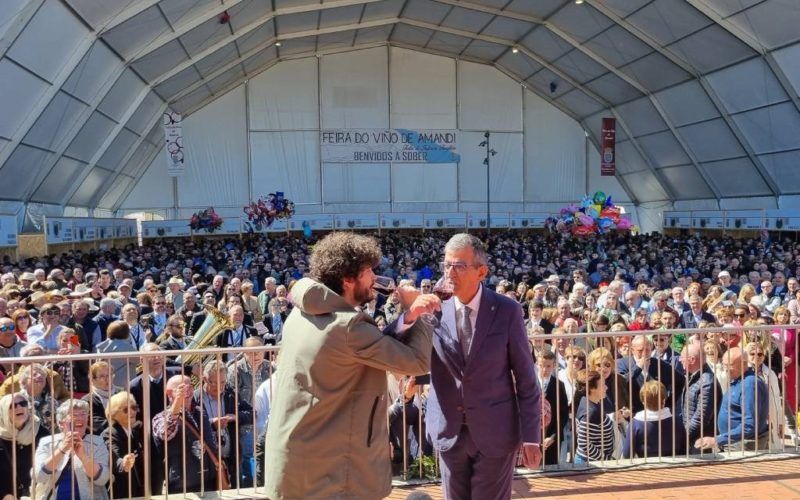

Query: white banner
[163,111,184,176]
[321,129,459,163]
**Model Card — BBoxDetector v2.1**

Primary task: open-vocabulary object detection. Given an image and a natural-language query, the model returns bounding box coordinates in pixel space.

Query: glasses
[439,261,475,273]
[43,310,59,316]
[17,315,29,320]
[0,326,14,333]
[155,302,167,306]
[120,405,139,414]
[749,352,765,358]
[12,399,28,409]
[734,313,747,318]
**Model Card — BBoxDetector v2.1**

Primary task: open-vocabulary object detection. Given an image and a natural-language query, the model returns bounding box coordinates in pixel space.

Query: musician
[218,305,257,362]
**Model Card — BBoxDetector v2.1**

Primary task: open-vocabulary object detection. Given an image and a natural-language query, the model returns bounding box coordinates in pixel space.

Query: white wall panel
[523,91,586,201]
[458,61,522,131]
[390,48,456,129]
[320,47,389,129]
[458,132,523,203]
[250,131,321,204]
[322,163,390,203]
[0,145,56,199]
[23,91,89,152]
[121,146,174,209]
[248,58,318,130]
[31,157,87,203]
[62,41,124,103]
[178,85,249,208]
[392,163,457,202]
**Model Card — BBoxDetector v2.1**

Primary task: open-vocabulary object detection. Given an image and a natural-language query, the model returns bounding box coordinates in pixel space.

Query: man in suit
[536,349,568,467]
[617,335,685,413]
[261,298,289,345]
[188,290,217,336]
[679,294,716,329]
[141,295,169,339]
[526,300,554,334]
[424,234,541,499]
[218,305,257,361]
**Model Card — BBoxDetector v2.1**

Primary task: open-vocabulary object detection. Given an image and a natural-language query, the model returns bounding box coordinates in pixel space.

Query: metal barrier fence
[0,324,797,499]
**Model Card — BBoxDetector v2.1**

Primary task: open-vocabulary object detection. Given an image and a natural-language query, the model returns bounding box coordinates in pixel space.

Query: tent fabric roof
[2,0,800,210]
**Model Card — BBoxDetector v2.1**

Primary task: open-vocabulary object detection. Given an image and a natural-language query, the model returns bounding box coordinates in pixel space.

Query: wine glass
[420,277,454,326]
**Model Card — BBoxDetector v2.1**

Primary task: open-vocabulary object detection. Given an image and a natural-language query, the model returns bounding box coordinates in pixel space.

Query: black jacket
[103,422,146,498]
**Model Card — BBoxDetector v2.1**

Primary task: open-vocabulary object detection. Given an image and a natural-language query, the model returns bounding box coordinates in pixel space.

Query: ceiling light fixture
[575,0,584,4]
[275,41,282,47]
[511,46,519,54]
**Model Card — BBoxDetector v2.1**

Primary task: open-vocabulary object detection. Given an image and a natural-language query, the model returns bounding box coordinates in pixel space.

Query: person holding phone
[33,399,111,499]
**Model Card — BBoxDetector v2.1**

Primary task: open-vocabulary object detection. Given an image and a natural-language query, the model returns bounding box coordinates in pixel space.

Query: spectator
[744,341,783,450]
[82,361,112,435]
[73,299,102,350]
[102,391,145,498]
[617,335,685,413]
[33,399,110,499]
[141,295,169,339]
[121,302,147,350]
[93,298,119,341]
[0,316,26,370]
[678,341,722,451]
[587,347,629,415]
[11,308,31,342]
[0,392,44,498]
[623,380,685,458]
[575,370,621,463]
[94,320,137,389]
[262,298,288,345]
[52,328,90,396]
[537,349,568,466]
[153,374,221,493]
[695,347,769,452]
[26,303,65,354]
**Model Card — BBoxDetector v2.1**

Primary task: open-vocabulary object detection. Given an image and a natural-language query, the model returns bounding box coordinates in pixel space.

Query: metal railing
[0,324,797,499]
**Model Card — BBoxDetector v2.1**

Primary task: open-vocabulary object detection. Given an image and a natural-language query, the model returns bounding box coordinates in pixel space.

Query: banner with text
[321,129,459,163]
[163,111,185,176]
[600,117,616,176]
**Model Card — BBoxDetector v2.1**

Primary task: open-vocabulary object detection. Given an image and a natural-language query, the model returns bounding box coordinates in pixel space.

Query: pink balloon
[616,218,632,230]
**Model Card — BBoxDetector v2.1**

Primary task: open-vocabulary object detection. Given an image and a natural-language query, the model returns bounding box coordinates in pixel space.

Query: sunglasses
[43,310,60,316]
[735,313,747,318]
[750,352,765,358]
[17,315,29,320]
[11,399,28,409]
[120,405,139,414]
[0,326,14,333]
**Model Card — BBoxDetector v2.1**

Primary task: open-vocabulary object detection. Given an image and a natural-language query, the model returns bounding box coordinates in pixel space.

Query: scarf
[93,387,112,409]
[0,394,40,445]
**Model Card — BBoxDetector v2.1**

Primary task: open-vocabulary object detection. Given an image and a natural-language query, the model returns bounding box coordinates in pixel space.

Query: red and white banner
[600,117,616,176]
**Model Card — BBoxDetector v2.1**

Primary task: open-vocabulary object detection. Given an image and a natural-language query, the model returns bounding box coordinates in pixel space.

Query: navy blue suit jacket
[616,356,685,413]
[426,286,542,458]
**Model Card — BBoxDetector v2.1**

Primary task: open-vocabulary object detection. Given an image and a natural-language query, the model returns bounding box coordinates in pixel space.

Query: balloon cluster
[546,191,638,237]
[243,192,295,232]
[189,207,223,233]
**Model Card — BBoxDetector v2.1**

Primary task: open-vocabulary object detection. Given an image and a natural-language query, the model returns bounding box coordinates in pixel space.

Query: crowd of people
[0,230,798,497]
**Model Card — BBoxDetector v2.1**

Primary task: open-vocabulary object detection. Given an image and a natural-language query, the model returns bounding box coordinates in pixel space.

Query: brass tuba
[177,305,234,366]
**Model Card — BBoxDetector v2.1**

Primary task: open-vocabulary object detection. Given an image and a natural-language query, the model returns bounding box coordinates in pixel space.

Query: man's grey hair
[444,233,488,266]
[265,277,277,285]
[100,298,117,310]
[56,399,89,422]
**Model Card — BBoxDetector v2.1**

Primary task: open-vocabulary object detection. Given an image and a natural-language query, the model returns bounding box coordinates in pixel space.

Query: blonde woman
[587,347,629,414]
[738,284,757,306]
[241,281,262,323]
[102,391,145,498]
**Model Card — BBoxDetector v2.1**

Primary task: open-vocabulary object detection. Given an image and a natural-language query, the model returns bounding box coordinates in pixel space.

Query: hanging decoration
[189,207,223,233]
[242,192,295,232]
[545,191,638,237]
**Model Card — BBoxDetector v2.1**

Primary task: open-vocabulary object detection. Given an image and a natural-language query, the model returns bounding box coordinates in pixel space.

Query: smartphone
[69,334,80,347]
[413,374,431,385]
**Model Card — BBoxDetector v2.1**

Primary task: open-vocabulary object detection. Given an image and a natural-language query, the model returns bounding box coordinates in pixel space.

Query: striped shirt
[575,397,617,461]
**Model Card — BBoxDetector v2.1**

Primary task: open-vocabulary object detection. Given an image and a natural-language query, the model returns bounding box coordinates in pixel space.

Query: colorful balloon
[593,191,607,205]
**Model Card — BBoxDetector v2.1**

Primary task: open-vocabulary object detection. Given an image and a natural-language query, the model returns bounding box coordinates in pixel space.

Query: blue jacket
[622,409,685,458]
[678,363,722,442]
[717,369,769,447]
[426,286,541,457]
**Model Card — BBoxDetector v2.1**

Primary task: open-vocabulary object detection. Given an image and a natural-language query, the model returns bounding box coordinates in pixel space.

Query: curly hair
[309,232,381,294]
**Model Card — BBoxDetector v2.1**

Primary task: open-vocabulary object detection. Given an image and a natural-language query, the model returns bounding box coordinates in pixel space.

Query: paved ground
[387,456,800,499]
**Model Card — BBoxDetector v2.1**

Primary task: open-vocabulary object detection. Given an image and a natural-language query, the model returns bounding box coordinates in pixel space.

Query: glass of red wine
[420,277,454,326]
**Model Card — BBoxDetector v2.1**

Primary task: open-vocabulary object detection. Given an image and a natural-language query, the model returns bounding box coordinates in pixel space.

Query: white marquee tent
[2,0,800,234]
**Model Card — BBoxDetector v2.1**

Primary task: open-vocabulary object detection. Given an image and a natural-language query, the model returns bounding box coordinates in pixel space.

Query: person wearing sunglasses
[26,303,65,354]
[745,341,783,451]
[0,317,26,370]
[11,308,31,342]
[0,393,44,499]
[103,391,145,498]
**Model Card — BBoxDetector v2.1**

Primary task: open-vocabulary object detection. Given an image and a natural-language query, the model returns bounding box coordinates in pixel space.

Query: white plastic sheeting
[122,46,631,214]
[5,0,800,212]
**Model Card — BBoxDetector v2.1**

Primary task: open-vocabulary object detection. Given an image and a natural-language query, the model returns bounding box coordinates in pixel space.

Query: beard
[354,282,375,306]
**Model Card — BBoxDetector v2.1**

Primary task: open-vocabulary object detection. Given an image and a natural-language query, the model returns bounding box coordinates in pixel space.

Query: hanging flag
[163,111,185,176]
[600,117,616,176]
